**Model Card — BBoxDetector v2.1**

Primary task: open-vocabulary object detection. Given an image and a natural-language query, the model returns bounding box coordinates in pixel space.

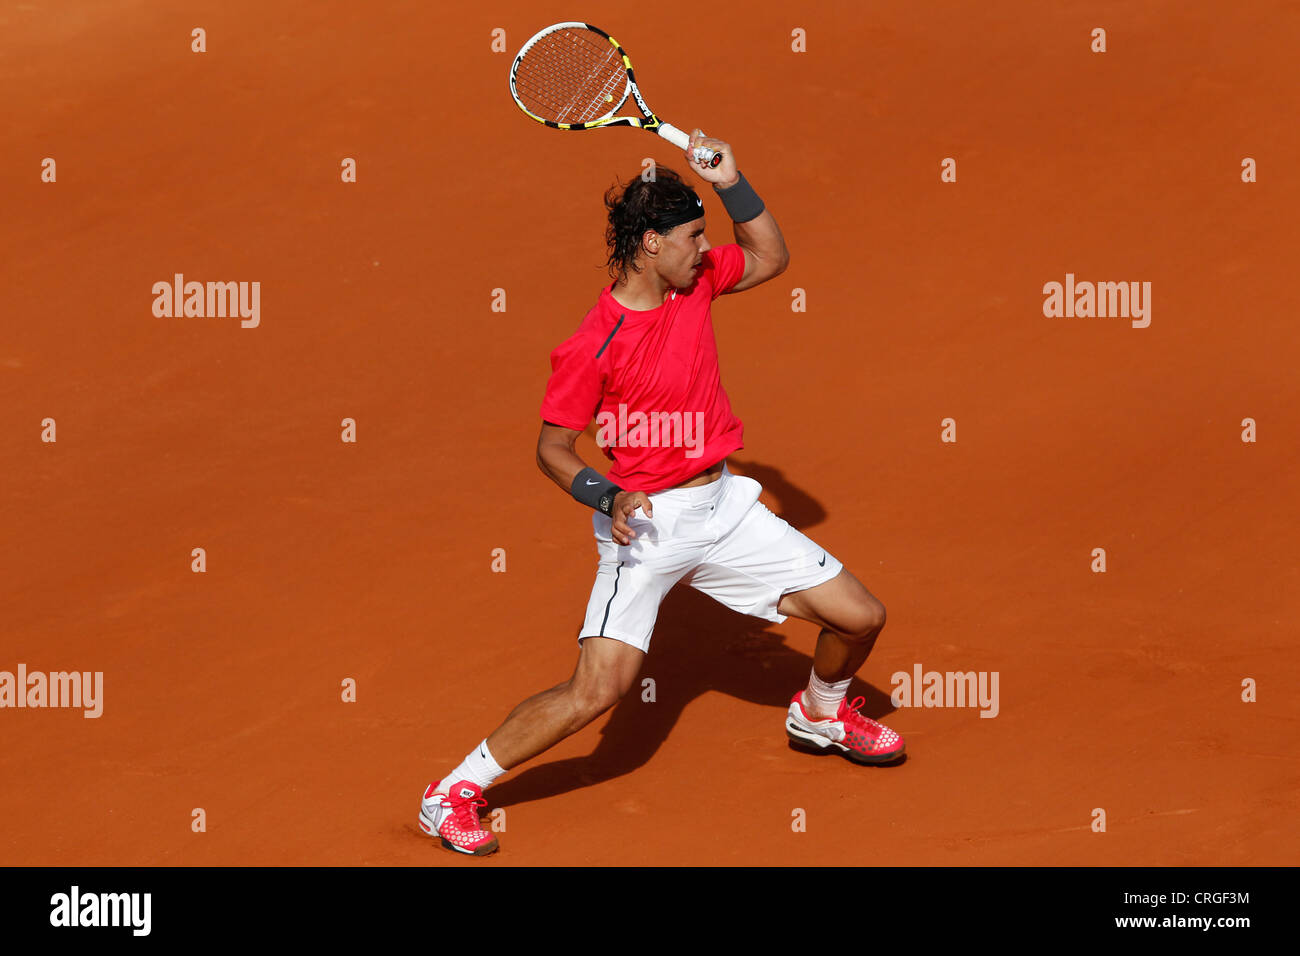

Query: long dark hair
[604,167,696,283]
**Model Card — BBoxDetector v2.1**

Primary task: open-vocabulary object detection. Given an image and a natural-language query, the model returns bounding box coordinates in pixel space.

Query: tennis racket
[509,22,723,168]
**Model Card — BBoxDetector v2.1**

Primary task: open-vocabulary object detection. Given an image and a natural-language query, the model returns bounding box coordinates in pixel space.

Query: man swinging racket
[419,131,904,856]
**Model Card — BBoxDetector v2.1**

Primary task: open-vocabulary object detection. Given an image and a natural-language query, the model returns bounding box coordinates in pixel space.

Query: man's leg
[777,568,904,763]
[438,635,645,789]
[485,635,646,769]
[419,636,646,854]
[776,567,886,688]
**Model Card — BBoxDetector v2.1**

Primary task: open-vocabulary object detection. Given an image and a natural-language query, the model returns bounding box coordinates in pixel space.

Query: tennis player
[419,131,904,855]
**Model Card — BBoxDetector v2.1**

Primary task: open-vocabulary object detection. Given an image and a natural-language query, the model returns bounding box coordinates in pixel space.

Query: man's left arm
[686,130,789,293]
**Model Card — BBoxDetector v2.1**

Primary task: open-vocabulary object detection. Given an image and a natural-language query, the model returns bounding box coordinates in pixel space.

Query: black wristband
[571,467,622,516]
[714,170,765,223]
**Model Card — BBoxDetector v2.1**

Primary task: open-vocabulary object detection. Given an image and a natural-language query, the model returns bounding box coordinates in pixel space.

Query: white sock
[437,739,507,795]
[803,668,851,719]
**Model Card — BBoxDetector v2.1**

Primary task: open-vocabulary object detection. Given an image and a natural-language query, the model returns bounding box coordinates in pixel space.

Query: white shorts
[578,463,844,652]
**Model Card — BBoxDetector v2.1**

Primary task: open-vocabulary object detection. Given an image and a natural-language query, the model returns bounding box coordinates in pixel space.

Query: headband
[647,188,706,234]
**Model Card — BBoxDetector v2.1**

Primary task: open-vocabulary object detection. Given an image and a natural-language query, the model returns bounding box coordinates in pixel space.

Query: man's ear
[641,229,659,258]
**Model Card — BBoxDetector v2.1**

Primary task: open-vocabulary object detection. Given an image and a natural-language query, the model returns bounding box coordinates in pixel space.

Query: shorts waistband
[649,462,732,504]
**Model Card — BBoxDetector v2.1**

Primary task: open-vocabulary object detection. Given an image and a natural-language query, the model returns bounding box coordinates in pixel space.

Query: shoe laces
[841,696,882,736]
[445,791,488,830]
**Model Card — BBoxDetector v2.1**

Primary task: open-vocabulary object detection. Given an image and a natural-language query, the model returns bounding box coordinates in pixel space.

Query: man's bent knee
[841,596,886,639]
[565,678,630,726]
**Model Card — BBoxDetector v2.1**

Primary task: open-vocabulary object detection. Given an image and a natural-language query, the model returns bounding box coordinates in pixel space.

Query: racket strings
[515,28,628,125]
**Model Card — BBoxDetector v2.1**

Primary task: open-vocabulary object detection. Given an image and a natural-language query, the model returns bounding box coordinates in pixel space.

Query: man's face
[649,217,710,289]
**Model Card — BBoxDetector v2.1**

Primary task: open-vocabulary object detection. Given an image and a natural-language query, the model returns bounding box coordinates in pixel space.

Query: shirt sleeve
[706,243,748,299]
[539,330,603,431]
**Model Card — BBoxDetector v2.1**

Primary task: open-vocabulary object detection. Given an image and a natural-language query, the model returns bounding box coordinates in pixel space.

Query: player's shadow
[484,460,900,812]
[726,458,828,531]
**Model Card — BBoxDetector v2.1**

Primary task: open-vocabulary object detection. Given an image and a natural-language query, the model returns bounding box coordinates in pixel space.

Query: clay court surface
[2,1,1297,866]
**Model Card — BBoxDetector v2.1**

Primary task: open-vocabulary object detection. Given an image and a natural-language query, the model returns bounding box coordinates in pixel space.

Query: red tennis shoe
[785,692,906,764]
[418,779,500,856]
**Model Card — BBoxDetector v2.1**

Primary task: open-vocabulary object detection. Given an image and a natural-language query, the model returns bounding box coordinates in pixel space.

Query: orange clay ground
[1,1,1297,866]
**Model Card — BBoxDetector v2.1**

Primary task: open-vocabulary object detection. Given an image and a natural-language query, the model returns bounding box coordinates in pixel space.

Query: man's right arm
[536,421,588,492]
[535,421,653,545]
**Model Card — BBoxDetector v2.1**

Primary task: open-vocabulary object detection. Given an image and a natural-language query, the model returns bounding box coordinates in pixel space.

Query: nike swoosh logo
[479,745,487,758]
[818,554,826,566]
[586,479,600,485]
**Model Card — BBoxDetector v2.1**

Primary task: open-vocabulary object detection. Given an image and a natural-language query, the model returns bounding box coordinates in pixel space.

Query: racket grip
[657,123,724,168]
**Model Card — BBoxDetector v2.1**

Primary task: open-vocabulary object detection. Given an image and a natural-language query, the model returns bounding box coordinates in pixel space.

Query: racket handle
[658,123,724,168]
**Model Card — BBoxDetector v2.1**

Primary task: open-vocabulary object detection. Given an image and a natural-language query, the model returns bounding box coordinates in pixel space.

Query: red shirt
[540,243,748,493]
